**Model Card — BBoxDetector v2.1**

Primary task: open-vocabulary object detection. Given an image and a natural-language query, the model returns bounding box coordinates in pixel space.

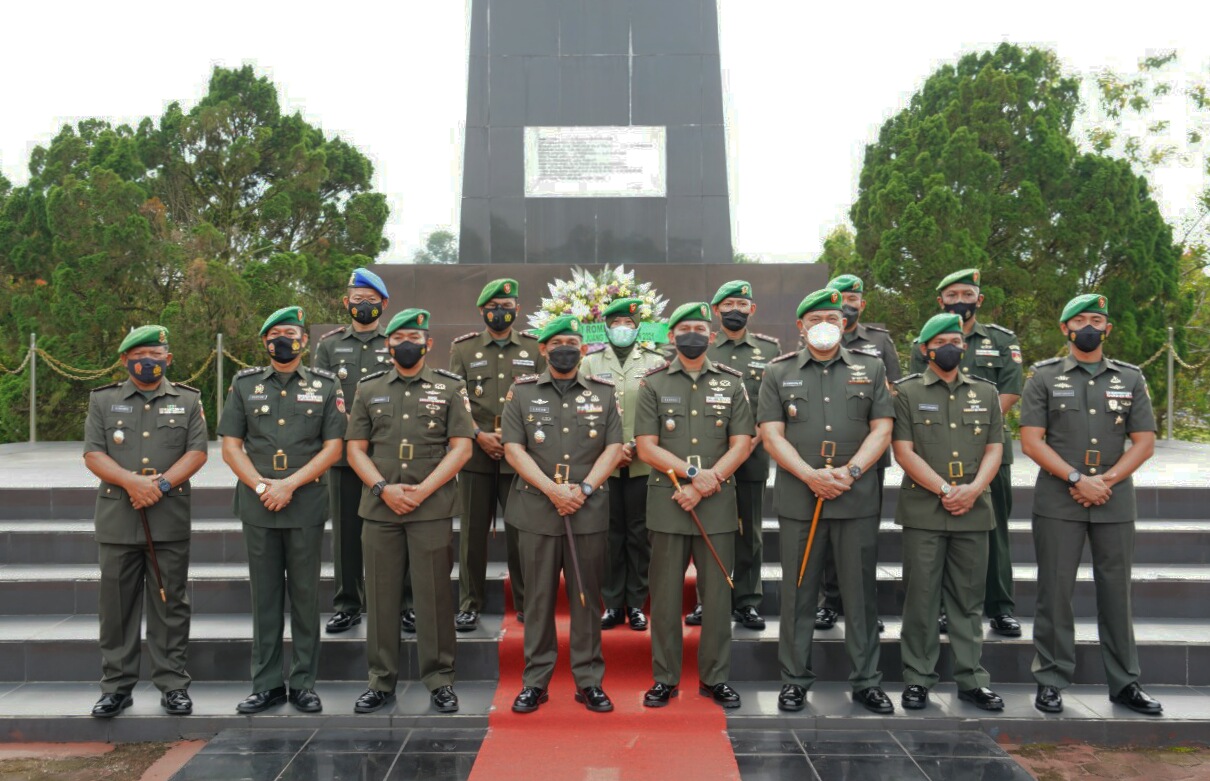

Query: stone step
[0,614,502,684]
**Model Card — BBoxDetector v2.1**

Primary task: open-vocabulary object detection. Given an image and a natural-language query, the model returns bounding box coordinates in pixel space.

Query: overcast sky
[2,0,1206,262]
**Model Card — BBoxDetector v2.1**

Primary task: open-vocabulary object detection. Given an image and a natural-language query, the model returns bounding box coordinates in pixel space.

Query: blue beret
[348,267,389,299]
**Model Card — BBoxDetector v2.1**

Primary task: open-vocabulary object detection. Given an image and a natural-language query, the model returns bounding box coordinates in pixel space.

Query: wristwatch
[580,481,594,497]
[939,482,952,497]
[848,464,863,480]
[371,480,388,497]
[156,477,172,494]
[1066,470,1082,487]
[473,426,483,437]
[686,464,700,479]
[255,482,268,496]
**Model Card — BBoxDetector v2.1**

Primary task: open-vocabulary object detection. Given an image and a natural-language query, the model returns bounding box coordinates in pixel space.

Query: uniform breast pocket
[418,402,448,437]
[1105,395,1132,431]
[913,416,942,444]
[705,405,732,437]
[961,412,992,444]
[976,351,1005,370]
[845,385,873,421]
[369,405,394,437]
[156,416,187,449]
[1048,393,1082,424]
[660,409,687,439]
[103,416,129,451]
[783,392,808,424]
[291,403,324,436]
[525,419,551,448]
[249,405,275,434]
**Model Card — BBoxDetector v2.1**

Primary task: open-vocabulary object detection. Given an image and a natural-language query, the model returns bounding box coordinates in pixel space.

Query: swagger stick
[137,508,167,603]
[665,469,734,589]
[796,496,825,588]
[555,467,587,607]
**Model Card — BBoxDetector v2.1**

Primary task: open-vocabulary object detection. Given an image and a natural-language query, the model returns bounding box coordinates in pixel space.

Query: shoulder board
[753,332,780,344]
[589,374,616,387]
[515,374,540,384]
[586,343,607,355]
[644,362,670,377]
[892,372,922,386]
[864,324,889,334]
[716,363,743,377]
[358,369,389,383]
[90,382,121,393]
[173,382,200,394]
[987,323,1016,337]
[452,331,479,344]
[235,366,264,378]
[641,345,665,355]
[320,326,345,340]
[435,368,464,380]
[1031,357,1061,369]
[311,367,336,380]
[769,352,797,364]
[849,346,880,358]
[969,375,998,386]
[520,330,539,340]
[1108,358,1141,371]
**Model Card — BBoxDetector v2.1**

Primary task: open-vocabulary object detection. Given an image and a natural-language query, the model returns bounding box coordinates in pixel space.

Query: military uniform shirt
[707,330,781,482]
[1020,355,1155,523]
[345,366,476,523]
[217,364,347,528]
[891,368,1002,532]
[757,347,893,521]
[909,321,1022,463]
[843,323,902,382]
[582,344,668,478]
[634,357,756,534]
[84,380,208,544]
[501,371,623,536]
[313,324,389,467]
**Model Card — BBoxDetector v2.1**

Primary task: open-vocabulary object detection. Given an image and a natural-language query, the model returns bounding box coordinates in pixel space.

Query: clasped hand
[1070,475,1112,507]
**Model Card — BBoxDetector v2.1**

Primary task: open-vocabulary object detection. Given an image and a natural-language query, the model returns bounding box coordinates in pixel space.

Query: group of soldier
[83,265,1164,720]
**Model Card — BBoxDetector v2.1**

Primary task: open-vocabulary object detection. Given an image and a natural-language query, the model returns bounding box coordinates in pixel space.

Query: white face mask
[806,322,842,351]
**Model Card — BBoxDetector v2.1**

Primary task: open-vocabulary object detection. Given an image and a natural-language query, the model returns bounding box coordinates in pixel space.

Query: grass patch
[0,742,170,781]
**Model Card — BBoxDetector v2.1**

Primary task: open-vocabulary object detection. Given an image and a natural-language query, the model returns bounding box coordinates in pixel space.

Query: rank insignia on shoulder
[893,373,922,385]
[1032,357,1061,369]
[865,324,889,333]
[644,362,669,376]
[311,367,336,380]
[987,323,1015,336]
[521,331,540,340]
[359,369,388,383]
[236,367,264,377]
[716,363,743,377]
[174,382,200,393]
[91,382,121,393]
[589,374,616,386]
[586,343,607,355]
[770,352,797,364]
[1108,358,1141,371]
[515,374,540,384]
[753,332,780,345]
[320,326,345,340]
[435,368,464,380]
[452,331,479,344]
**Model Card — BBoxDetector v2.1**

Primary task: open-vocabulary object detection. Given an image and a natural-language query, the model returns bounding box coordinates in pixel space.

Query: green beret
[477,278,519,307]
[603,297,643,320]
[668,301,713,329]
[936,268,981,292]
[826,274,864,294]
[710,280,753,305]
[1060,293,1109,323]
[918,313,964,344]
[796,288,843,318]
[386,308,430,334]
[537,315,581,343]
[259,306,305,336]
[118,324,168,356]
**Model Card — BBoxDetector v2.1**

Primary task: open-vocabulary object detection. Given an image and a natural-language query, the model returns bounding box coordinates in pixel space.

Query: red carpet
[469,567,740,781]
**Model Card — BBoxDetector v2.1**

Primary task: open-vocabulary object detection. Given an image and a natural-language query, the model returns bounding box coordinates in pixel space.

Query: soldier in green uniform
[815,273,898,633]
[345,308,473,714]
[219,306,346,714]
[501,315,624,714]
[910,269,1023,637]
[83,325,209,718]
[313,267,391,634]
[892,313,1005,712]
[635,302,755,709]
[583,297,665,632]
[449,278,545,631]
[758,289,894,714]
[1020,294,1162,716]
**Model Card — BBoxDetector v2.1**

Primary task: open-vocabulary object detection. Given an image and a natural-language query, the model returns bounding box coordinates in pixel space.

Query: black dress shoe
[288,688,323,713]
[601,608,625,629]
[575,686,614,713]
[354,689,396,714]
[91,692,132,718]
[400,608,416,634]
[815,607,839,630]
[989,614,1022,637]
[516,611,525,624]
[699,681,741,709]
[455,610,479,632]
[511,686,548,713]
[325,611,361,634]
[431,685,459,713]
[958,687,1005,711]
[684,604,703,626]
[877,618,885,633]
[777,684,806,712]
[627,607,648,631]
[1110,682,1163,715]
[852,686,894,714]
[1035,684,1063,713]
[901,685,929,710]
[938,613,948,634]
[643,682,678,708]
[733,606,766,630]
[161,689,193,715]
[237,687,287,714]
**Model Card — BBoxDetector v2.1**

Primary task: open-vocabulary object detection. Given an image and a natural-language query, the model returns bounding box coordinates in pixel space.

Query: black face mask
[720,310,749,332]
[350,301,382,325]
[547,346,581,373]
[841,304,861,329]
[391,341,426,369]
[266,335,302,363]
[944,301,977,322]
[929,344,965,372]
[1070,324,1107,353]
[483,307,515,332]
[127,357,166,384]
[675,332,710,360]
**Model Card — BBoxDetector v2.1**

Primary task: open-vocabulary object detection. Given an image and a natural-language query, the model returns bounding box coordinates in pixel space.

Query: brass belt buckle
[820,441,837,460]
[948,461,964,479]
[686,455,702,469]
[140,467,156,476]
[399,443,414,461]
[1084,450,1101,467]
[273,450,288,471]
[554,463,571,485]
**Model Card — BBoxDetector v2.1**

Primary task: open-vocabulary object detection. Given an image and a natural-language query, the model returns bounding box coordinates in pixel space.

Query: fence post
[28,333,36,444]
[216,333,224,432]
[1166,326,1174,442]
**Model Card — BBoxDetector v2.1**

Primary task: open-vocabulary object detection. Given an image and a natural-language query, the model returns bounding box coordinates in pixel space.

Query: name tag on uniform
[975,348,999,357]
[248,394,268,401]
[370,396,390,404]
[159,405,186,415]
[596,372,614,379]
[1105,390,1132,399]
[334,347,354,353]
[297,393,323,403]
[423,397,447,405]
[110,404,133,413]
[660,396,682,404]
[513,359,535,367]
[375,347,389,353]
[749,362,766,370]
[705,394,731,405]
[469,360,488,369]
[529,405,550,414]
[1053,390,1075,397]
[782,380,803,388]
[917,403,940,412]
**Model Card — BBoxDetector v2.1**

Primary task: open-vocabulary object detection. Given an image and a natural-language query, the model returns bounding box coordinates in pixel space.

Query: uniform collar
[259,363,315,383]
[535,369,592,390]
[479,328,521,347]
[796,346,857,368]
[715,330,754,347]
[965,321,990,341]
[667,356,719,375]
[1061,354,1117,377]
[922,366,973,387]
[386,364,435,385]
[119,379,177,399]
[342,324,384,342]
